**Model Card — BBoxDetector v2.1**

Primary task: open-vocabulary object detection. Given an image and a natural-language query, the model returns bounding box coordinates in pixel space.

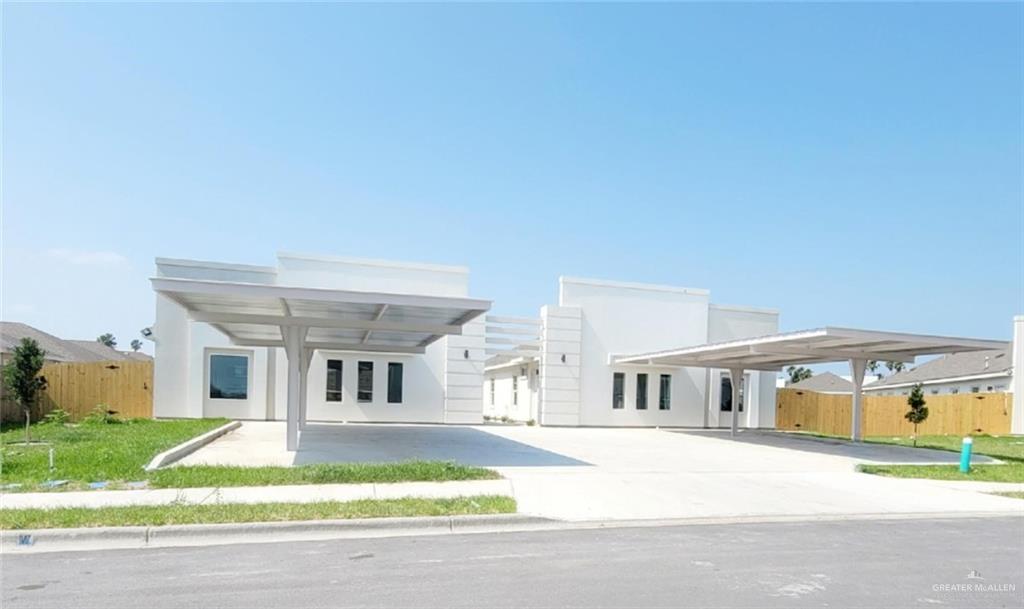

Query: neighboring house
[787,372,854,394]
[0,322,149,365]
[154,252,780,430]
[863,347,1013,396]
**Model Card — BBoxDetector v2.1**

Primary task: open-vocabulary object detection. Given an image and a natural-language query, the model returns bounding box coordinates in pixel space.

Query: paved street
[4,516,1022,608]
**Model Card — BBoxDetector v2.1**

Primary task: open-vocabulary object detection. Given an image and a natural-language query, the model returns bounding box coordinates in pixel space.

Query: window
[720,375,743,412]
[950,388,959,394]
[387,363,403,403]
[490,379,495,405]
[326,359,343,402]
[930,389,939,395]
[209,354,248,399]
[659,374,671,410]
[970,386,980,394]
[358,361,373,402]
[612,372,625,409]
[636,373,648,410]
[512,376,519,406]
[987,386,994,392]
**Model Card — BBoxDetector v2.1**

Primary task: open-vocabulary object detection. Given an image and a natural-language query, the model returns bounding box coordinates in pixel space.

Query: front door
[717,373,744,428]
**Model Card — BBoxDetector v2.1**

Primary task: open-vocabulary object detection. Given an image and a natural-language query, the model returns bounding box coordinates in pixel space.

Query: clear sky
[2,3,1022,362]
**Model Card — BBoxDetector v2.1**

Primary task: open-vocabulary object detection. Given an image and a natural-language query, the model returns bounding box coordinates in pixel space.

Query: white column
[298,347,313,429]
[1012,316,1024,435]
[849,358,867,442]
[281,326,308,451]
[729,367,744,437]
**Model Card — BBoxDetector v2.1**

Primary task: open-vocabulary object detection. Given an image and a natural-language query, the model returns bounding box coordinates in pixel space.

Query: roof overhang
[152,277,491,354]
[611,327,1010,372]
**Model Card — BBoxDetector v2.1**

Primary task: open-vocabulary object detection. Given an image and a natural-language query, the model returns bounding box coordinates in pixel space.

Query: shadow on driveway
[670,429,997,464]
[293,424,591,467]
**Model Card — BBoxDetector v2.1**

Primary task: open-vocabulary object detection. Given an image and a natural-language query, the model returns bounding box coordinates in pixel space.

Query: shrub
[41,409,71,426]
[82,405,122,425]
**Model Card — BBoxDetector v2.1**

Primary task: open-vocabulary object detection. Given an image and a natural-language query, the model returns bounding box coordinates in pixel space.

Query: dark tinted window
[659,374,671,410]
[636,374,648,410]
[358,361,373,402]
[326,360,342,402]
[209,354,248,399]
[387,362,403,404]
[612,373,624,409]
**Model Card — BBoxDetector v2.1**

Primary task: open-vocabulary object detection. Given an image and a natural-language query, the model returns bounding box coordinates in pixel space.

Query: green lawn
[1,420,500,492]
[149,461,499,489]
[0,496,517,529]
[858,434,1024,482]
[1,418,227,491]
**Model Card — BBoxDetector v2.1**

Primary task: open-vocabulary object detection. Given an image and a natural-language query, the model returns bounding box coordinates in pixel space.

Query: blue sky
[3,3,1021,362]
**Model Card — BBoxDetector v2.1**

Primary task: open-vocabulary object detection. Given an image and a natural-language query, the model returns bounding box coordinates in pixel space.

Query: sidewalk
[1,479,514,510]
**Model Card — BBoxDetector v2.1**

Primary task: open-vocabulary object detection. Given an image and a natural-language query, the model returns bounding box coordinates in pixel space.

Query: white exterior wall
[559,278,710,427]
[1013,316,1023,435]
[484,361,538,422]
[153,253,480,424]
[706,304,781,429]
[538,305,582,426]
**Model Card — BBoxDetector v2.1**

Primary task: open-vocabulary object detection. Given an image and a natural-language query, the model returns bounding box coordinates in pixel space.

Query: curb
[0,513,553,553]
[144,421,241,471]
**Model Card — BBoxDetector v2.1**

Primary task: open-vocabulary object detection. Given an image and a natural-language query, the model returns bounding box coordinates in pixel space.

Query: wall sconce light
[464,349,469,359]
[560,354,566,363]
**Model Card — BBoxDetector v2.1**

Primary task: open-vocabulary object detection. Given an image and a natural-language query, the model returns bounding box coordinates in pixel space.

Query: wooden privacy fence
[776,388,1013,437]
[1,360,153,423]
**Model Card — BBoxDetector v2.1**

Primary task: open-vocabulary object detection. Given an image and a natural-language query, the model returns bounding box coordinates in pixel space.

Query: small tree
[867,360,880,376]
[905,383,928,446]
[97,333,117,348]
[130,339,143,352]
[786,365,813,384]
[885,360,905,374]
[2,338,49,445]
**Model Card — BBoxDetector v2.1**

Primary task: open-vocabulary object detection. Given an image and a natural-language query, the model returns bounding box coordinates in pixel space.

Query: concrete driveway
[180,422,1022,521]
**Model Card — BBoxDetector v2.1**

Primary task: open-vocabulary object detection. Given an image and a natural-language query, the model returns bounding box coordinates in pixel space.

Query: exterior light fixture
[464,349,469,359]
[561,354,566,363]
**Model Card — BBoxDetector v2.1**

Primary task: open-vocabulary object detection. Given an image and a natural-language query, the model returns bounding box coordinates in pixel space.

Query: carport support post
[849,358,867,442]
[298,347,313,430]
[728,367,744,437]
[281,326,308,451]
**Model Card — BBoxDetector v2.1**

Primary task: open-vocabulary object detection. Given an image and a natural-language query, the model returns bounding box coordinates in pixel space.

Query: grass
[149,461,500,488]
[0,419,501,492]
[0,495,517,529]
[992,492,1024,500]
[1,418,228,491]
[858,434,1024,483]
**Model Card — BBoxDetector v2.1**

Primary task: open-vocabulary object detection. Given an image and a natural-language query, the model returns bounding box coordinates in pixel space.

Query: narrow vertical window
[612,372,625,409]
[326,359,343,402]
[358,361,373,402]
[512,376,519,405]
[490,379,495,405]
[720,374,744,412]
[387,362,403,403]
[659,374,671,410]
[636,373,648,410]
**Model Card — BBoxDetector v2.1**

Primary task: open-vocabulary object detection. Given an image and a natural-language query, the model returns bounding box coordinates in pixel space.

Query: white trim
[710,303,781,316]
[276,251,469,275]
[189,311,462,335]
[155,257,277,275]
[559,276,711,297]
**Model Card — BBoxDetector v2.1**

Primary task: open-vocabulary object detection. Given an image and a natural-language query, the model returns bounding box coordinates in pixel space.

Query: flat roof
[152,277,491,353]
[612,327,1010,372]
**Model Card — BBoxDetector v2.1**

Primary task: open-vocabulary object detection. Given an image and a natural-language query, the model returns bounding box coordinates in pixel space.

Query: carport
[152,277,490,450]
[612,327,1009,440]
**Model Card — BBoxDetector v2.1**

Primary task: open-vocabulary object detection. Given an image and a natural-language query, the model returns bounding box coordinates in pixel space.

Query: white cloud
[46,248,130,268]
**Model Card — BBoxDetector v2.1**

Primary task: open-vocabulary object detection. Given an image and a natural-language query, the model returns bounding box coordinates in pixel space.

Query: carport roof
[151,277,491,353]
[611,327,1010,371]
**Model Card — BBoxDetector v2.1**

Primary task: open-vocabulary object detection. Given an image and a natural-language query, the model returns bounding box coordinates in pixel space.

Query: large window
[659,374,671,410]
[209,354,249,400]
[326,359,343,402]
[358,361,373,402]
[612,372,625,409]
[720,375,744,412]
[636,373,648,410]
[387,362,403,404]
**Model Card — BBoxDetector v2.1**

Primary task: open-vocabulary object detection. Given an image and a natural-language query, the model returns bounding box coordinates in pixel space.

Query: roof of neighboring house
[866,347,1013,390]
[1,322,150,363]
[788,371,853,393]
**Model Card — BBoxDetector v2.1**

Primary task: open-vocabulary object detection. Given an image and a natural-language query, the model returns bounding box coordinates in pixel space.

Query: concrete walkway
[1,479,513,510]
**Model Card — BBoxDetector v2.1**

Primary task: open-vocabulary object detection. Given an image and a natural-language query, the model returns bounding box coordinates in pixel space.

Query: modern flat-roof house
[864,347,1013,396]
[484,277,781,428]
[151,253,1021,446]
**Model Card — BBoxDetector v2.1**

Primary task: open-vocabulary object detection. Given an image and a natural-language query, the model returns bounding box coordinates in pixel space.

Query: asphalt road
[3,516,1022,608]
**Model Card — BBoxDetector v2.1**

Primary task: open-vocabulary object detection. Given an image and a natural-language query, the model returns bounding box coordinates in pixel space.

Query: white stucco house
[150,252,1021,447]
[483,277,780,428]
